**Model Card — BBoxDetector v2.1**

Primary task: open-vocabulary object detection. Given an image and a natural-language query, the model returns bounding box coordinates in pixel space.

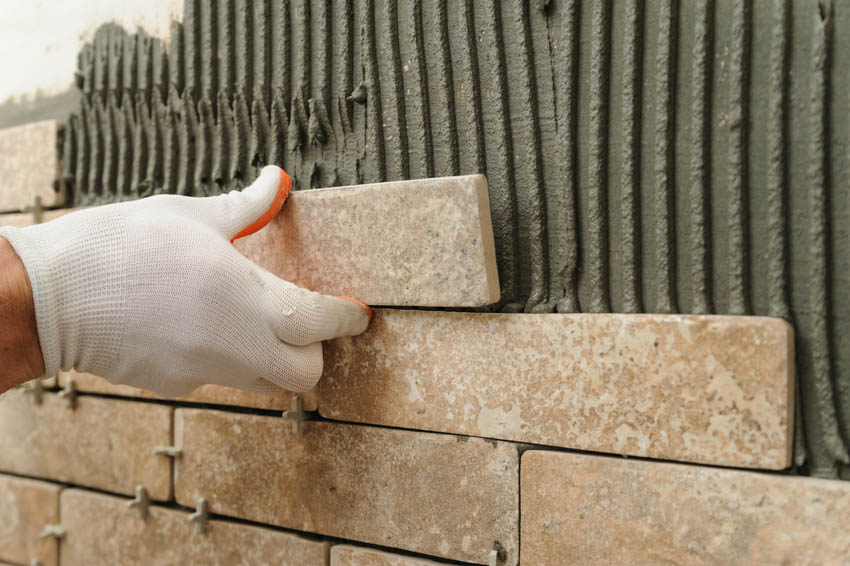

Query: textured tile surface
[0,474,60,566]
[521,451,850,565]
[331,546,453,565]
[58,369,318,411]
[320,310,794,469]
[0,389,171,498]
[233,175,499,307]
[174,409,518,565]
[60,489,328,566]
[0,120,63,211]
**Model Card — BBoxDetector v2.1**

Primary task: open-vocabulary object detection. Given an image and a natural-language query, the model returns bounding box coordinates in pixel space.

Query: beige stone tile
[521,451,850,566]
[0,388,171,499]
[233,174,500,307]
[58,369,318,411]
[0,474,60,566]
[331,545,453,565]
[174,409,518,565]
[0,120,64,211]
[319,310,793,469]
[59,489,328,566]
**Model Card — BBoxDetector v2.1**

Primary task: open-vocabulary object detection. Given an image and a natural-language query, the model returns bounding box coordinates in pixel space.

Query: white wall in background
[0,0,183,103]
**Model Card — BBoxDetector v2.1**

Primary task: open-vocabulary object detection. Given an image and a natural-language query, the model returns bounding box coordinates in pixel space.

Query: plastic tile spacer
[489,542,506,565]
[152,445,182,458]
[24,380,45,405]
[188,498,209,534]
[57,379,77,409]
[22,195,43,224]
[127,485,151,520]
[282,395,306,435]
[39,524,65,540]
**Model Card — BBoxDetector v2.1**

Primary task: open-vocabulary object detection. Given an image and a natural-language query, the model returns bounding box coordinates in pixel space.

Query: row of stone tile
[4,447,850,566]
[4,388,839,565]
[57,308,794,470]
[0,474,453,566]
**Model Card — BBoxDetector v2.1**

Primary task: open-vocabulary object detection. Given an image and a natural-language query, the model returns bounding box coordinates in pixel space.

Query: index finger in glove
[260,271,372,346]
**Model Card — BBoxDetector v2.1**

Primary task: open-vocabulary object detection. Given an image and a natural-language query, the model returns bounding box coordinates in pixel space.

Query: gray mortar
[60,0,850,480]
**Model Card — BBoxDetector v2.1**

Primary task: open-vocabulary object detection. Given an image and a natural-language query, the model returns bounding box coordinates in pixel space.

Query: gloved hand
[0,166,371,398]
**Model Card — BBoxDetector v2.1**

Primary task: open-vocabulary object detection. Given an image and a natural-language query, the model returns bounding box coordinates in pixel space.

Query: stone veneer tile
[521,450,850,565]
[0,389,171,499]
[59,489,328,566]
[331,545,453,565]
[174,409,518,566]
[0,120,64,211]
[233,175,500,307]
[0,474,60,566]
[57,370,318,411]
[319,310,794,470]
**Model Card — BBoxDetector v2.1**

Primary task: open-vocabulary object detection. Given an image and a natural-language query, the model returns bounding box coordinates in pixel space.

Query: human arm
[0,236,44,394]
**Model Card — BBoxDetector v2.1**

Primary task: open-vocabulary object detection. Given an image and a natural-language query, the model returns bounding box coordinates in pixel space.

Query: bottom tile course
[0,389,172,499]
[174,409,519,566]
[331,545,454,565]
[0,474,60,566]
[59,489,328,566]
[521,451,850,565]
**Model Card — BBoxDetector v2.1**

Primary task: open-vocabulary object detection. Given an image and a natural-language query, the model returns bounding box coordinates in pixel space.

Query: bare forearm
[0,237,44,394]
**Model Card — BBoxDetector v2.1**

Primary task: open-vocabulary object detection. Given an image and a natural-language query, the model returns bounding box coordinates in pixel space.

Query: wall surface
[2,0,850,565]
[58,0,850,479]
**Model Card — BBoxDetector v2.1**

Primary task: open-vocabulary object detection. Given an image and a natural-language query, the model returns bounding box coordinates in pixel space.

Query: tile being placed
[331,545,455,565]
[0,120,64,211]
[174,409,518,566]
[60,489,328,566]
[0,474,60,566]
[521,450,850,565]
[0,388,171,499]
[58,370,318,411]
[233,174,500,307]
[319,310,794,469]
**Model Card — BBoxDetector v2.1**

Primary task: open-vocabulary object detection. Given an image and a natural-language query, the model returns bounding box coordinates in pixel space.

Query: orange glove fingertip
[337,296,373,325]
[230,166,292,242]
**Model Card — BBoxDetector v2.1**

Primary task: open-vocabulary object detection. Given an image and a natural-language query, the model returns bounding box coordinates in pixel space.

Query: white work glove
[0,166,371,398]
